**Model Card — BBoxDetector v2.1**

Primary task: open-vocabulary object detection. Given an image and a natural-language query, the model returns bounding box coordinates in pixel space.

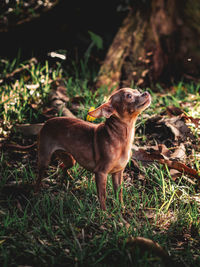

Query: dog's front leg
[112,170,124,205]
[95,172,108,211]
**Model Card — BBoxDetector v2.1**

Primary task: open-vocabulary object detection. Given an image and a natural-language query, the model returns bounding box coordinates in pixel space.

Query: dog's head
[88,88,151,120]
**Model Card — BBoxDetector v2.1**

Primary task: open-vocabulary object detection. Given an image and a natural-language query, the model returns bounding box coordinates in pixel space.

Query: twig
[0,58,38,84]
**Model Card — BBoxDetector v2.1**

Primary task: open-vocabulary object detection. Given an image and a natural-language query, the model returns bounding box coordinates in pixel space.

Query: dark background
[0,1,127,60]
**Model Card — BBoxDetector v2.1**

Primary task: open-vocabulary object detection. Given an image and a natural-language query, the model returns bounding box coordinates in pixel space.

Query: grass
[0,55,200,266]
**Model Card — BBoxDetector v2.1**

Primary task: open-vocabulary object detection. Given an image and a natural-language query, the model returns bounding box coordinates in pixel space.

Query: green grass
[0,56,200,266]
[0,58,62,124]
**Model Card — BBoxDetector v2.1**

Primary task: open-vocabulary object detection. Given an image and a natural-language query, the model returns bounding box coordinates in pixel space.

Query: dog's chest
[111,129,135,173]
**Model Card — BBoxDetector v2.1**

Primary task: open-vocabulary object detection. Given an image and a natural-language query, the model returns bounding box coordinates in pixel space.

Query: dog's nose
[142,91,149,97]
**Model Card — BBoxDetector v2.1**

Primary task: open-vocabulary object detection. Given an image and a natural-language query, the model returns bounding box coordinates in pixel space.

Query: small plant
[0,58,62,125]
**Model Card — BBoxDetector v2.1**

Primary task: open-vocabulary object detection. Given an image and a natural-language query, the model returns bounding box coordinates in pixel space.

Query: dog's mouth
[137,94,151,109]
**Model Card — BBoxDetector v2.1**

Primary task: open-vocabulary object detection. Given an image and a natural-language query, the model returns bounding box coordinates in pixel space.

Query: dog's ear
[88,102,115,118]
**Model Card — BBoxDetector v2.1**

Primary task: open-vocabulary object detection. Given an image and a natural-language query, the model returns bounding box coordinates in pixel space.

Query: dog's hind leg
[55,151,76,183]
[35,142,55,191]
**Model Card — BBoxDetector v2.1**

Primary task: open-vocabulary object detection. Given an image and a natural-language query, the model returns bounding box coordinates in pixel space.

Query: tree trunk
[96,0,200,90]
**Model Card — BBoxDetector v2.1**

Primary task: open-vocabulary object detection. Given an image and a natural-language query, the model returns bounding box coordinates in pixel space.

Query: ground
[0,56,200,266]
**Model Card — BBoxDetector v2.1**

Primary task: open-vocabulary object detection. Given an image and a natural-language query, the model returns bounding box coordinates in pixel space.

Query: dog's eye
[126,94,132,99]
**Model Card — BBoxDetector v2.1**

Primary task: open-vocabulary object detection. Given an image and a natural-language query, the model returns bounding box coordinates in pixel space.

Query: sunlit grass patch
[0,59,62,125]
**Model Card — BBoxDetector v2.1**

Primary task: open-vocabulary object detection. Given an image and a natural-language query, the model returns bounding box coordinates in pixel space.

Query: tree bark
[96,0,200,91]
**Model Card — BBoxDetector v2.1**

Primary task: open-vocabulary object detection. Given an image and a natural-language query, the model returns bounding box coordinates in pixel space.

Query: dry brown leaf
[144,115,195,142]
[166,106,183,117]
[170,143,186,161]
[159,159,200,180]
[49,79,76,118]
[183,115,200,128]
[132,148,200,180]
[15,123,44,136]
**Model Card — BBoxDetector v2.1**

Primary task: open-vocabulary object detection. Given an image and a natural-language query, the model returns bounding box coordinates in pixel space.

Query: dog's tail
[0,142,37,151]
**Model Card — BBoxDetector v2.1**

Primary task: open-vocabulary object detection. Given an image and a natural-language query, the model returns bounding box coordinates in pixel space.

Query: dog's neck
[104,114,137,142]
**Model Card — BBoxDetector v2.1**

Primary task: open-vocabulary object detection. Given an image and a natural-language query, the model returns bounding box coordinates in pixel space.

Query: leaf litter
[132,106,200,182]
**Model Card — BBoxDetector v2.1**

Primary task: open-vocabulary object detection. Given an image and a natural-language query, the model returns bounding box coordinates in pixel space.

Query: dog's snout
[142,91,149,97]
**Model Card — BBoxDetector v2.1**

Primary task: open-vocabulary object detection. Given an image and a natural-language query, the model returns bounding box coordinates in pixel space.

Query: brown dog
[36,88,151,210]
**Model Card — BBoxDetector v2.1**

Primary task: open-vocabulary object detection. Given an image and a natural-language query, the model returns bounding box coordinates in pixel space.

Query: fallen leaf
[159,159,200,180]
[144,115,195,142]
[126,236,172,265]
[166,106,183,117]
[132,147,200,180]
[70,96,85,113]
[42,107,57,118]
[169,169,182,180]
[15,123,44,136]
[170,143,186,161]
[49,78,76,118]
[183,115,200,128]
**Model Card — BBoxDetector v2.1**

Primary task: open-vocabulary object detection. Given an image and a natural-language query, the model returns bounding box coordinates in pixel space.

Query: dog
[35,88,151,210]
